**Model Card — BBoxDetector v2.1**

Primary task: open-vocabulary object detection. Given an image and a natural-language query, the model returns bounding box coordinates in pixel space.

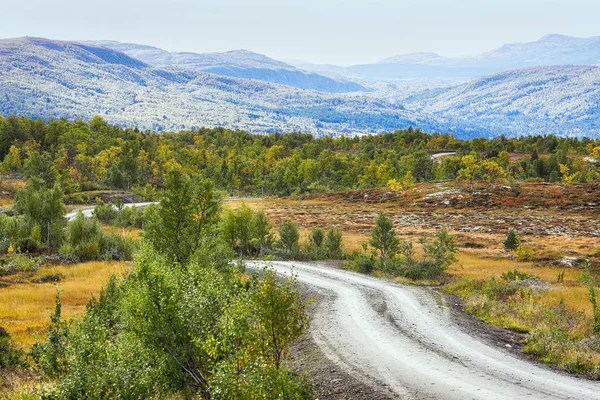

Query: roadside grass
[445,278,600,377]
[0,261,129,347]
[101,225,143,241]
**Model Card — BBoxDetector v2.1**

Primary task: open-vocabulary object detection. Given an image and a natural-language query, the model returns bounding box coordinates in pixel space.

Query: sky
[3,0,600,65]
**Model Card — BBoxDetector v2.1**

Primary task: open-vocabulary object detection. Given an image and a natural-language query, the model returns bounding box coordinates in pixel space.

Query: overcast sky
[3,0,599,65]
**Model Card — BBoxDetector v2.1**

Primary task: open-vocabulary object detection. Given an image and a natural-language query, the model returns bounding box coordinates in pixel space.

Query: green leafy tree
[23,151,58,188]
[411,151,436,182]
[324,226,343,259]
[424,227,457,270]
[278,221,300,258]
[370,213,399,269]
[253,210,274,254]
[14,178,66,249]
[221,203,255,256]
[144,169,221,265]
[309,227,325,258]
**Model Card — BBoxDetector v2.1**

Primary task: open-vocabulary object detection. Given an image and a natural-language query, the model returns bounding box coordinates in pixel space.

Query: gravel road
[249,260,600,400]
[65,202,156,221]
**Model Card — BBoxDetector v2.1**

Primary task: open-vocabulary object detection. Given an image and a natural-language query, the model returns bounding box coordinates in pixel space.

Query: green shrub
[405,260,443,280]
[0,327,27,369]
[15,237,38,253]
[93,202,118,224]
[62,213,136,262]
[0,254,43,276]
[346,252,375,274]
[324,227,343,259]
[101,234,135,261]
[278,221,300,259]
[516,245,536,262]
[501,269,535,282]
[482,276,521,301]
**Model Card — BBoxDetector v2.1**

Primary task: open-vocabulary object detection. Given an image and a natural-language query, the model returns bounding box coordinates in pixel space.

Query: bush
[101,234,135,261]
[279,221,300,258]
[482,277,521,301]
[346,251,375,274]
[0,254,43,277]
[501,269,535,282]
[93,202,118,224]
[14,237,38,253]
[62,213,136,262]
[516,245,536,261]
[503,228,520,252]
[0,327,27,369]
[404,260,443,280]
[324,227,343,259]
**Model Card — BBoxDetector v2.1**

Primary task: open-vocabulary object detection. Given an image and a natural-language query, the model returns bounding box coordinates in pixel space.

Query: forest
[0,115,598,199]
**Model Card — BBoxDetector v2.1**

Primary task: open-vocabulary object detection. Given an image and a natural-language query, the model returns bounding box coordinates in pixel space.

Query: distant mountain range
[296,34,600,81]
[86,40,367,93]
[0,37,426,135]
[402,65,600,137]
[0,36,599,138]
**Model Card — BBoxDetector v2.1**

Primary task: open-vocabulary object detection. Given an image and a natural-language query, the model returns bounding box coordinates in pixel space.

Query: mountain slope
[0,37,424,135]
[298,35,600,81]
[87,40,367,93]
[402,65,600,138]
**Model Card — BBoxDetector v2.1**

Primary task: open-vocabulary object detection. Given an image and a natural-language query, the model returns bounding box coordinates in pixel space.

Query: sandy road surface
[249,261,600,400]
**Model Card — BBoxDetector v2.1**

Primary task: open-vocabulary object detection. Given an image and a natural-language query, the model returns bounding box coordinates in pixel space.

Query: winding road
[249,260,600,400]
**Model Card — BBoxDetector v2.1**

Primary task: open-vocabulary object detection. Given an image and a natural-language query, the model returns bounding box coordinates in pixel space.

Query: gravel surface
[251,260,600,400]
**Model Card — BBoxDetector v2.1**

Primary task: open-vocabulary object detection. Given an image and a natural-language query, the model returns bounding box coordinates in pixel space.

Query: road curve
[248,260,600,400]
[65,202,156,221]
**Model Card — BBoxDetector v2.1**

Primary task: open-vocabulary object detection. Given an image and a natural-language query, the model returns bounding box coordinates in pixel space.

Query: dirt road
[249,261,600,400]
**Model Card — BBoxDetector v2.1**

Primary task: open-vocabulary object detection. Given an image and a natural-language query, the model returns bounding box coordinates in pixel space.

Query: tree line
[1,115,599,198]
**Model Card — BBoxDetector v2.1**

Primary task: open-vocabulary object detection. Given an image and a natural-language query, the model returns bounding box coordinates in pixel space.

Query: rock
[559,257,582,268]
[515,277,552,291]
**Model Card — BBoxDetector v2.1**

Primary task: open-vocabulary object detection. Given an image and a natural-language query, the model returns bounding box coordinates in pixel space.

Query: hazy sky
[3,0,599,65]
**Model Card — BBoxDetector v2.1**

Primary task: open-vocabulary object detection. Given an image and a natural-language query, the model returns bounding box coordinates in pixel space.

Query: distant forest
[0,115,599,197]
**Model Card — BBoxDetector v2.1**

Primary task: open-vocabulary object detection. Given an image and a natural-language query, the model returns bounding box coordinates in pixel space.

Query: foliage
[31,180,310,399]
[13,178,66,250]
[516,245,536,262]
[501,269,535,282]
[278,221,300,258]
[0,254,43,277]
[221,204,274,257]
[0,327,27,369]
[144,169,221,265]
[1,117,598,201]
[61,212,135,262]
[345,251,375,274]
[324,227,343,259]
[446,277,600,378]
[503,228,520,253]
[253,210,274,255]
[308,227,324,258]
[31,290,70,377]
[369,213,399,270]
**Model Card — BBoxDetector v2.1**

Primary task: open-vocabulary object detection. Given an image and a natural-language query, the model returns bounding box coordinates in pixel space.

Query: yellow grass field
[0,261,129,347]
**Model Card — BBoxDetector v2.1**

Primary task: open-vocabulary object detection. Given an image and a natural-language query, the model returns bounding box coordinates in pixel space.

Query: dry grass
[101,225,144,240]
[228,197,598,320]
[0,261,129,347]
